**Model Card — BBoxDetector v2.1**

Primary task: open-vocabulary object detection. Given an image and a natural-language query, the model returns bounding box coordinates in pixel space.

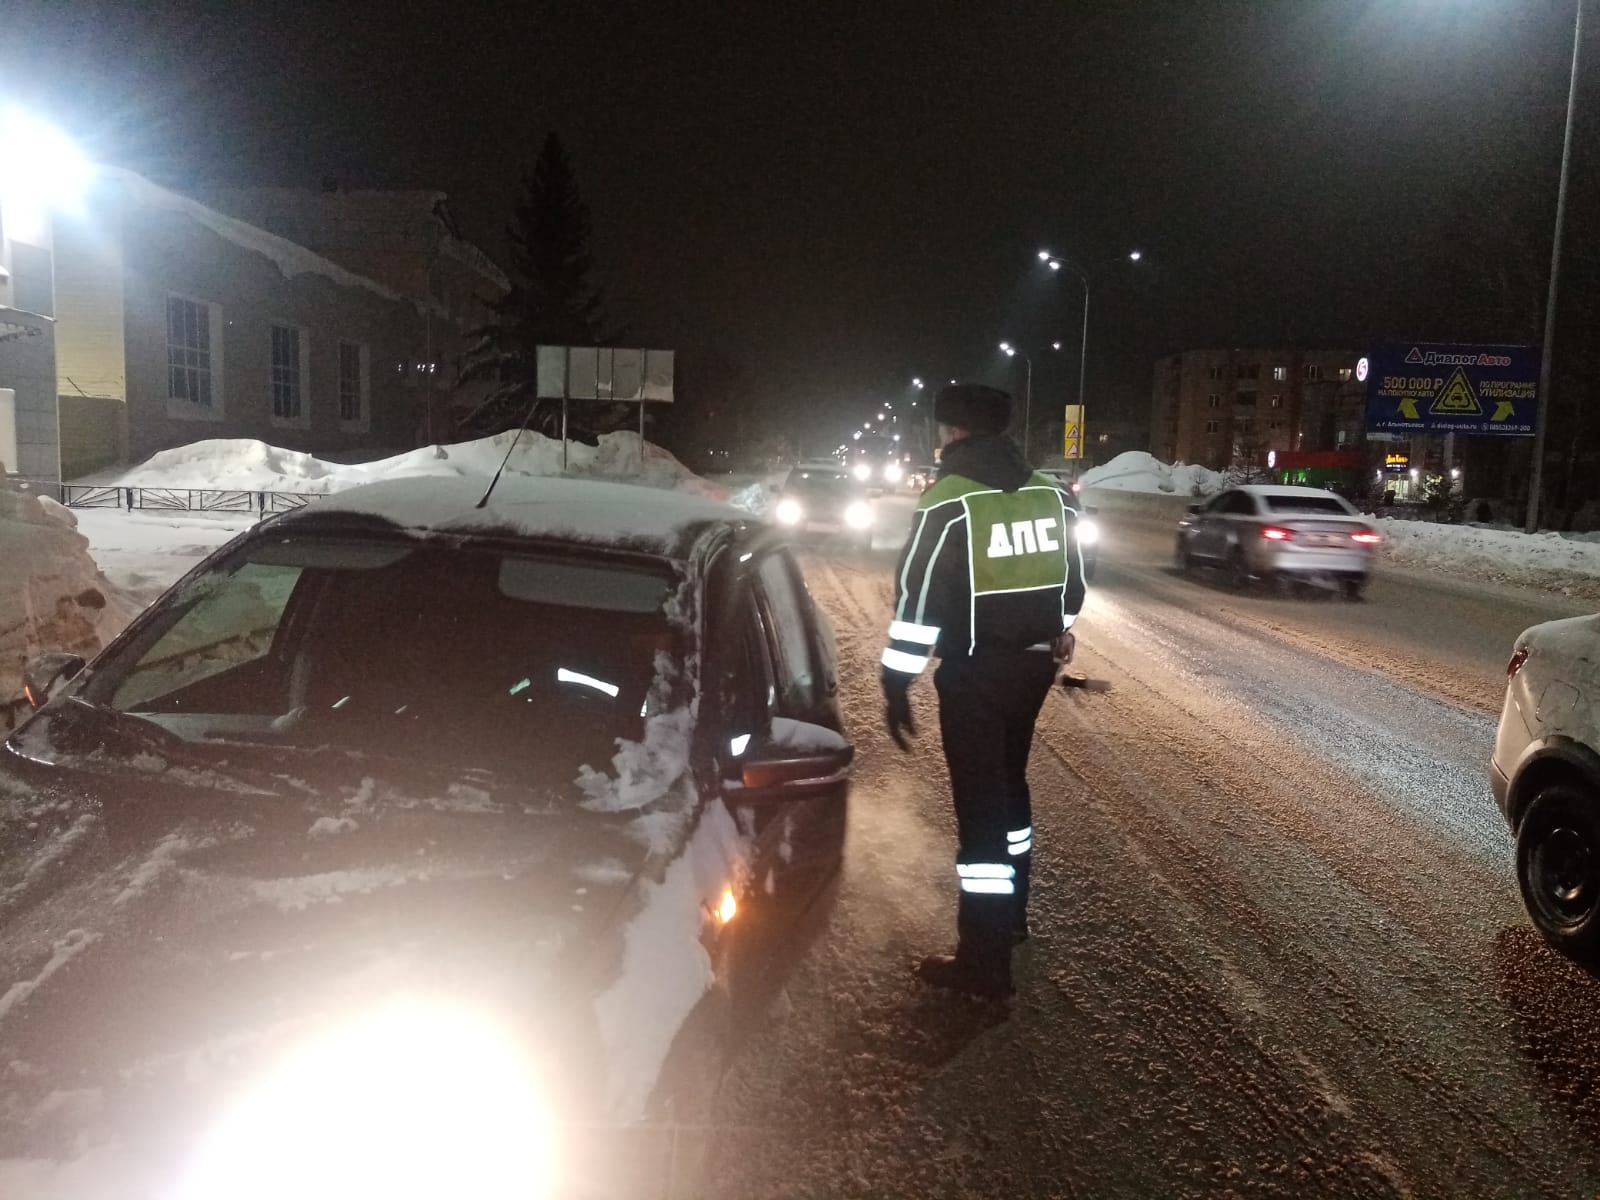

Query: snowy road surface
[707,499,1600,1198]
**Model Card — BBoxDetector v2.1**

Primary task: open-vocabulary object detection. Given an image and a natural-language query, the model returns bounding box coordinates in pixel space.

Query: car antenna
[475,394,541,509]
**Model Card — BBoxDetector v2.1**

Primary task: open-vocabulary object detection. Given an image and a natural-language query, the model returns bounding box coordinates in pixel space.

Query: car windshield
[786,468,857,495]
[82,536,683,783]
[1264,494,1352,515]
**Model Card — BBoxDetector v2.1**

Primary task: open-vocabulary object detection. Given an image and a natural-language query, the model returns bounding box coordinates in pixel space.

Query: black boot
[915,954,1013,999]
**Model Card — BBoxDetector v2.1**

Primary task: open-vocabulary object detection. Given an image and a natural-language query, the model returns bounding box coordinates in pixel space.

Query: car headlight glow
[775,497,805,526]
[882,462,904,484]
[851,462,872,482]
[1077,518,1100,547]
[176,1001,556,1200]
[844,500,874,530]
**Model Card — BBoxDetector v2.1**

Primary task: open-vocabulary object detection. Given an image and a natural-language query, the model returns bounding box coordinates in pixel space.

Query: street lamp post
[1036,248,1142,442]
[999,342,1033,459]
[1526,1,1583,534]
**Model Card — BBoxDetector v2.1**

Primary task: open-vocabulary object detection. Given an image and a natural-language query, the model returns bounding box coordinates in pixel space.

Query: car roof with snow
[269,474,751,559]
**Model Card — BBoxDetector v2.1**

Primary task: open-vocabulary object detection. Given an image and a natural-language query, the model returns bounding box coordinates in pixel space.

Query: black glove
[881,666,916,752]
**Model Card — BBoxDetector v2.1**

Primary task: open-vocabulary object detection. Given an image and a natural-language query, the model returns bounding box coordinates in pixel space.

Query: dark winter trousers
[933,649,1058,981]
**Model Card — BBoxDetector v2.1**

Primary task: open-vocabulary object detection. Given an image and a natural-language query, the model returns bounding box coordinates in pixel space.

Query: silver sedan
[1176,484,1381,599]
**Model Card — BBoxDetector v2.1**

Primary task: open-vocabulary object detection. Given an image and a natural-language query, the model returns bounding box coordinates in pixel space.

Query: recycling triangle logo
[1430,367,1482,416]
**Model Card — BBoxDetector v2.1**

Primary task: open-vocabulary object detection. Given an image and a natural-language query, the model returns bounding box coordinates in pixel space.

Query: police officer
[880,383,1086,998]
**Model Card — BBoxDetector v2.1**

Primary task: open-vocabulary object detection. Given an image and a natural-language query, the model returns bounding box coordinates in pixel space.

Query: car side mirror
[728,719,853,797]
[22,651,86,709]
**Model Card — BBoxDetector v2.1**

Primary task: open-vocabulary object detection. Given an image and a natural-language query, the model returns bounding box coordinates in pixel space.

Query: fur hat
[933,384,1011,435]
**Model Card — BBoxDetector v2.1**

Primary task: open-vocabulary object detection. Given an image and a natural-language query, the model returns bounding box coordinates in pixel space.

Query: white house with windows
[49,168,489,479]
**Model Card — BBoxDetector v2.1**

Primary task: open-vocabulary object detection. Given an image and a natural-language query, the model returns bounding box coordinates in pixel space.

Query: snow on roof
[105,168,443,316]
[294,473,748,555]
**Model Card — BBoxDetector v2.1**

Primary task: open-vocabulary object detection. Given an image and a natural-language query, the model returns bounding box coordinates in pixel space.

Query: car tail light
[1261,526,1293,541]
[1507,646,1530,678]
[1351,530,1382,544]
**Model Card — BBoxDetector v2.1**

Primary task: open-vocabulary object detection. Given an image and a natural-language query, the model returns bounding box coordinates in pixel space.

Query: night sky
[6,1,1587,448]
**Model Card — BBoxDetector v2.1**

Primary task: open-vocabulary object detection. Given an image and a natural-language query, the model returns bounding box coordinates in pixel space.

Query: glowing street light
[1034,246,1145,437]
[912,377,924,389]
[1051,341,1062,351]
[999,341,1015,356]
[0,106,92,243]
[852,431,862,440]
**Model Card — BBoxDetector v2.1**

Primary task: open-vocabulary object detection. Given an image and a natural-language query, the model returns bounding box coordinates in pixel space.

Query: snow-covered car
[0,474,851,1197]
[774,462,875,548]
[1175,484,1380,598]
[1493,615,1600,961]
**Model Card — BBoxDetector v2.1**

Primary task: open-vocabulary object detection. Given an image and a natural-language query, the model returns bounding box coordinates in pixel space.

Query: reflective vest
[882,472,1085,675]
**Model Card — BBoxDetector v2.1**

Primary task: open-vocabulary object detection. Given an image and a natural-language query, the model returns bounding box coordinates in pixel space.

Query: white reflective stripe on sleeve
[880,647,929,675]
[1062,613,1078,629]
[960,878,1016,895]
[1008,838,1033,855]
[1006,827,1032,843]
[888,619,941,646]
[956,862,1015,880]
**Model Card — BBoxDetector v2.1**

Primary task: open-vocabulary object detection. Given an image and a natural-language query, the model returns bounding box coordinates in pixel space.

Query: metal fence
[59,485,321,515]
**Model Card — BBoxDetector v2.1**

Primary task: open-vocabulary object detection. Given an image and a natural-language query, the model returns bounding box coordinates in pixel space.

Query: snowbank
[1376,518,1600,596]
[0,490,138,703]
[84,430,729,502]
[1079,451,1226,497]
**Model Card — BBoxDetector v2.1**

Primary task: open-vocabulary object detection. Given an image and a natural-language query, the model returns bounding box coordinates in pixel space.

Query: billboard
[1362,343,1537,436]
[535,346,675,403]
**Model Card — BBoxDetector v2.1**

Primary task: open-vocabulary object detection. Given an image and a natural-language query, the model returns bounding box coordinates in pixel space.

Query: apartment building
[1150,348,1363,471]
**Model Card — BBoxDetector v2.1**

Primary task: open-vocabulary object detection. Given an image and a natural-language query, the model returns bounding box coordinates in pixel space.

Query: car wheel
[1516,783,1600,961]
[1176,541,1193,573]
[1342,577,1367,602]
[1227,547,1252,591]
[1272,573,1298,599]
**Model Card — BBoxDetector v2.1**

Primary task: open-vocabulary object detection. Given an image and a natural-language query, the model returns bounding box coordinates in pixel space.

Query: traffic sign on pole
[1063,404,1085,460]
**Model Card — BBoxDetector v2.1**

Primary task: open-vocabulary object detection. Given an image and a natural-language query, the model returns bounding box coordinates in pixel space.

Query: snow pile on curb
[85,430,729,502]
[1376,518,1600,595]
[0,491,137,702]
[1080,451,1225,497]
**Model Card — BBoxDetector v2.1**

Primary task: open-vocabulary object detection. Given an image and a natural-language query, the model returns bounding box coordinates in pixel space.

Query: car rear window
[1264,494,1352,515]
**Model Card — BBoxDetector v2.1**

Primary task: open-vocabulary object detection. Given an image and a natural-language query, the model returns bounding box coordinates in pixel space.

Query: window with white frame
[167,296,215,408]
[1208,365,1225,380]
[1207,393,1222,408]
[1338,366,1352,381]
[1272,365,1287,381]
[271,324,305,420]
[338,341,368,424]
[1305,363,1323,381]
[1270,394,1283,409]
[1205,419,1221,434]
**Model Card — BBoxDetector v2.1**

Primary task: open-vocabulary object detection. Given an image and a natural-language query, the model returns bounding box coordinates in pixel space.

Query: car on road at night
[1175,484,1380,598]
[1038,468,1101,581]
[774,461,876,548]
[1,474,851,1197]
[846,434,907,491]
[1493,615,1600,962]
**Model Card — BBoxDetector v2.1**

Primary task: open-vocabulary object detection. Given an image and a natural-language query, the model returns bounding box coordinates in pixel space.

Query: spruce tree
[462,133,607,435]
